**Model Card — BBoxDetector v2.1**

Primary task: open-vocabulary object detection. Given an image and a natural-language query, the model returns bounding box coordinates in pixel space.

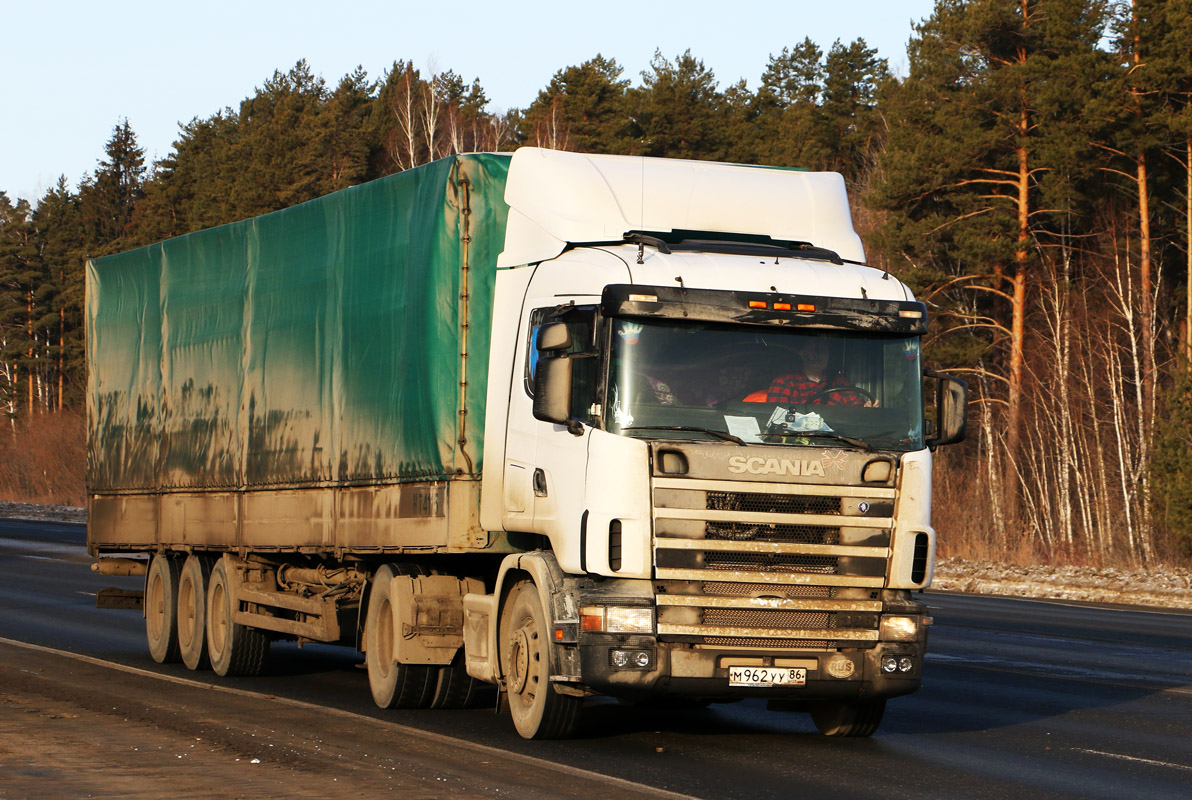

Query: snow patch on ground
[933,557,1192,611]
[0,501,87,524]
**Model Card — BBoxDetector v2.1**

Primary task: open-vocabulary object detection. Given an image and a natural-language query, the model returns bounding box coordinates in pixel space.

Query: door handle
[533,468,548,497]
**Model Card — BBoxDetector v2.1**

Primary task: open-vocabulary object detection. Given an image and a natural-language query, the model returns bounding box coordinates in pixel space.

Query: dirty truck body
[87,148,967,739]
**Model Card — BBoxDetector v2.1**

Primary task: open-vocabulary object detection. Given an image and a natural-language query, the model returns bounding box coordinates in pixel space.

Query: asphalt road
[2,518,1190,799]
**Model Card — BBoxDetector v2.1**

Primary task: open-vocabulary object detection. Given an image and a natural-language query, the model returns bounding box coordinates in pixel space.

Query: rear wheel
[499,580,580,739]
[810,697,886,737]
[177,555,212,670]
[431,652,488,709]
[145,554,181,664]
[206,558,270,677]
[365,563,436,708]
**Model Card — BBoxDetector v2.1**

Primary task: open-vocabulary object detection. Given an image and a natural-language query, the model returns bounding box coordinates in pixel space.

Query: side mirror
[924,371,968,449]
[533,356,573,426]
[536,322,571,353]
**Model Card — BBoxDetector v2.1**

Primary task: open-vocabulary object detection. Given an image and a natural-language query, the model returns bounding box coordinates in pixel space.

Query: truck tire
[177,555,213,670]
[145,554,181,664]
[431,652,488,709]
[206,558,270,677]
[365,563,436,709]
[810,697,886,737]
[499,579,580,739]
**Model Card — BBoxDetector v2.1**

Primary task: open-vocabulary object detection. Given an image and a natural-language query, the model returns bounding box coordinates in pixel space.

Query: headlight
[879,615,921,641]
[580,605,654,634]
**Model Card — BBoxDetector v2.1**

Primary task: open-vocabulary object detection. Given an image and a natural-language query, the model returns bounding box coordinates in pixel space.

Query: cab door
[501,302,601,575]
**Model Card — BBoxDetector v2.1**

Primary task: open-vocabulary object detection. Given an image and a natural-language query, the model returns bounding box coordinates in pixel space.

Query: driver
[765,338,871,406]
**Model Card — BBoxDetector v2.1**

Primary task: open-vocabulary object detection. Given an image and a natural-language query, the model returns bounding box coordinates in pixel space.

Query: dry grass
[932,448,1039,566]
[0,411,86,507]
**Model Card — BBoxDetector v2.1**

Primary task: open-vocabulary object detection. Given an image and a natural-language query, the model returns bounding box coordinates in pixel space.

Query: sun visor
[497,147,865,268]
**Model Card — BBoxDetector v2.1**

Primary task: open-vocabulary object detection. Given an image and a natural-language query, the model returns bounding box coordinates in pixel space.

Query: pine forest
[3,0,1191,567]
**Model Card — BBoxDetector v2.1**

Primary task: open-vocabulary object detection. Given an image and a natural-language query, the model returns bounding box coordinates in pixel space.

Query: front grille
[706,521,840,545]
[702,637,836,650]
[654,475,894,651]
[704,608,830,629]
[701,581,834,599]
[704,552,838,574]
[708,491,840,516]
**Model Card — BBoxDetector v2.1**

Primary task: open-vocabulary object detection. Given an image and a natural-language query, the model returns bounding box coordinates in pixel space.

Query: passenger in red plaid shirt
[765,338,869,406]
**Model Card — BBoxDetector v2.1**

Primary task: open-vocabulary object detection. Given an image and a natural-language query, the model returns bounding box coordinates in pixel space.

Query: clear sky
[3,0,938,205]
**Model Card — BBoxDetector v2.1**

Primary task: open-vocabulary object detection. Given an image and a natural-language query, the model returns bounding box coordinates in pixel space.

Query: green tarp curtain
[86,153,511,492]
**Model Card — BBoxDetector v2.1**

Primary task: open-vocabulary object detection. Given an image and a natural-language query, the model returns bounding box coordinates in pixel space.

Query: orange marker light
[797,303,816,312]
[773,302,792,311]
[748,300,767,309]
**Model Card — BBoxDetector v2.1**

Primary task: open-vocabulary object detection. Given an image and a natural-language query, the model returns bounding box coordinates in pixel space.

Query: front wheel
[499,580,580,739]
[810,697,886,737]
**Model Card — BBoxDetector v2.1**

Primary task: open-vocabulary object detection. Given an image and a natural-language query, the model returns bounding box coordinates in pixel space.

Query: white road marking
[1073,748,1192,772]
[0,635,700,800]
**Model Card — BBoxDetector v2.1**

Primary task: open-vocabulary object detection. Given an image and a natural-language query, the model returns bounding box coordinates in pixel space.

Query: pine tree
[79,119,146,252]
[521,55,633,153]
[633,50,725,160]
[873,0,1112,527]
[32,178,86,410]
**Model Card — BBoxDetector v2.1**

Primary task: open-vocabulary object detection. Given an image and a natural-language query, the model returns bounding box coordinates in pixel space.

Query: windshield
[604,319,923,451]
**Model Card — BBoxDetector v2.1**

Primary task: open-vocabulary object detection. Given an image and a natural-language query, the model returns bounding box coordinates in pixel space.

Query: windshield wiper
[769,430,871,451]
[622,425,748,446]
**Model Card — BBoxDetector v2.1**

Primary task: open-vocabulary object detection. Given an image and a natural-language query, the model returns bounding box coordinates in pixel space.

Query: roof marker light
[748,300,767,309]
[899,309,923,319]
[773,302,792,311]
[797,303,816,312]
[628,294,658,303]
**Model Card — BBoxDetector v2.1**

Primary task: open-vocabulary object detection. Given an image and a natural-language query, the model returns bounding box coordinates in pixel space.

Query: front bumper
[575,634,925,701]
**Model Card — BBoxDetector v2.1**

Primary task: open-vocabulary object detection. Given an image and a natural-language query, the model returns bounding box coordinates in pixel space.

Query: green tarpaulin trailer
[87,153,511,553]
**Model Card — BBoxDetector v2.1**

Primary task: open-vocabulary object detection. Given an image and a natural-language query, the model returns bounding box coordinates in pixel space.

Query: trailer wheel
[810,697,886,737]
[145,554,182,664]
[365,563,436,708]
[206,558,270,677]
[177,555,213,670]
[499,579,580,739]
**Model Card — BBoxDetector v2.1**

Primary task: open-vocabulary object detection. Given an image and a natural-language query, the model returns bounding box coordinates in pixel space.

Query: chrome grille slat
[653,476,893,651]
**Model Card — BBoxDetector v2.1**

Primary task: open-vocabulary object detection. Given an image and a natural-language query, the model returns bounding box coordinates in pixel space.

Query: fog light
[633,650,651,668]
[898,656,914,673]
[881,655,899,673]
[612,650,630,667]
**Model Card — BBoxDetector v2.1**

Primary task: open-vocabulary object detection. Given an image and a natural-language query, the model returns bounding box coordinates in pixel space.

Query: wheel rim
[509,616,540,708]
[178,576,196,649]
[375,596,393,680]
[146,571,164,641]
[209,580,227,656]
[508,628,530,694]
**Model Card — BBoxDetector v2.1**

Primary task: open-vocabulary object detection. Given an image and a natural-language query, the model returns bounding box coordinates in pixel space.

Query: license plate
[728,666,806,687]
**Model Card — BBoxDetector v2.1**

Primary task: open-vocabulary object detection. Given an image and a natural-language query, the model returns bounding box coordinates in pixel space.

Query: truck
[86,147,968,739]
